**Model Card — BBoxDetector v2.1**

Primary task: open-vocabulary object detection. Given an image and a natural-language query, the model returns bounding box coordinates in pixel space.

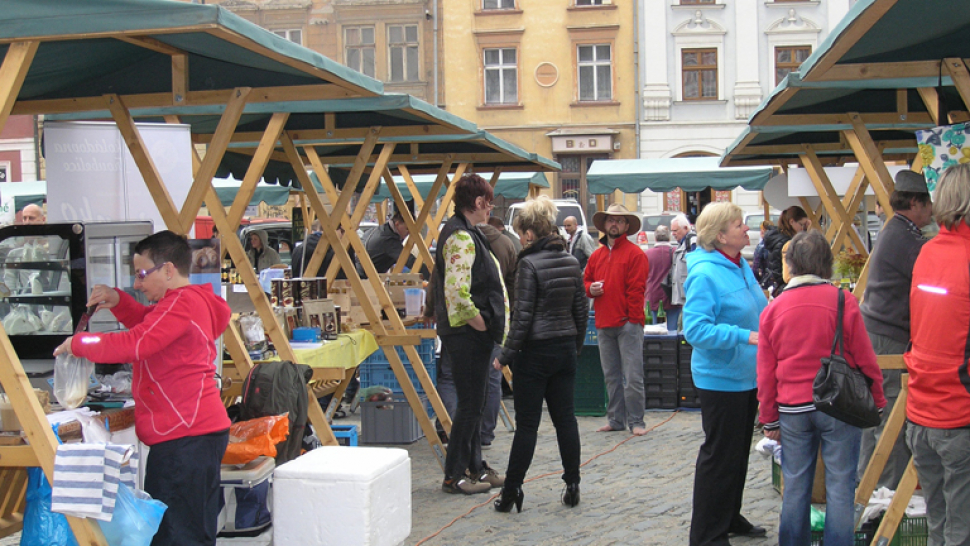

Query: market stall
[719,0,970,542]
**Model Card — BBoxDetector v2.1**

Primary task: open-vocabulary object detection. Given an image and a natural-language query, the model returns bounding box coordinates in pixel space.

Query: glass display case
[0,221,153,372]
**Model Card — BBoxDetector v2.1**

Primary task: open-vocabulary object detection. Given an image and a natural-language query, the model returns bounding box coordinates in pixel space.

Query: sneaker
[481,442,492,450]
[441,478,491,495]
[476,463,505,488]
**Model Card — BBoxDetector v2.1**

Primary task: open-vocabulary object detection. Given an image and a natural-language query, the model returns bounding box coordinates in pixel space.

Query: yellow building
[441,0,638,226]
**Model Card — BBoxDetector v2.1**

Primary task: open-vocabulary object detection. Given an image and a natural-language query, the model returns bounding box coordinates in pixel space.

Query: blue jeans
[779,411,861,546]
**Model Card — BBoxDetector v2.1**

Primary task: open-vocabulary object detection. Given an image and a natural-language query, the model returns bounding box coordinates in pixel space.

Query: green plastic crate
[575,346,607,416]
[810,516,926,546]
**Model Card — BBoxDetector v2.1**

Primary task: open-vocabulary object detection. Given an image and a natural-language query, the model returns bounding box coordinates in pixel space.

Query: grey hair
[654,225,671,241]
[695,202,743,251]
[670,213,691,230]
[934,163,970,229]
[785,230,833,279]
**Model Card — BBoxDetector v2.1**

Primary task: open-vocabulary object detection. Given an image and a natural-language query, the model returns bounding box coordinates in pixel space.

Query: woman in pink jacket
[757,230,885,546]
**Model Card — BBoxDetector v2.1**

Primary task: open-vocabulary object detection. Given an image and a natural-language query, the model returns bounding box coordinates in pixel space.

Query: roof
[3,0,384,117]
[370,172,549,203]
[586,157,774,194]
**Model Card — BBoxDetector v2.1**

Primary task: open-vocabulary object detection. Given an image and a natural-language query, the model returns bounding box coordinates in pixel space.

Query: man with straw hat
[585,204,650,436]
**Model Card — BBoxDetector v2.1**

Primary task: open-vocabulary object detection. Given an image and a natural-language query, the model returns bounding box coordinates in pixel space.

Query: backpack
[241,360,313,465]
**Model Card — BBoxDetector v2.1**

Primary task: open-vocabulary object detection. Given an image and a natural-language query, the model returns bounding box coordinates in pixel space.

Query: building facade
[638,0,852,215]
[207,0,441,102]
[441,0,639,226]
[0,115,40,184]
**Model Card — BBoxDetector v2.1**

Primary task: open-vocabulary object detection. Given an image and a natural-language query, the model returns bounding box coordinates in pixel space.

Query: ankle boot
[562,483,580,507]
[493,486,524,513]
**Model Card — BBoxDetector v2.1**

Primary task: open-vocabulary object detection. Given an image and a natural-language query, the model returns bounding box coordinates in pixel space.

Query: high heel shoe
[493,487,524,513]
[562,483,580,507]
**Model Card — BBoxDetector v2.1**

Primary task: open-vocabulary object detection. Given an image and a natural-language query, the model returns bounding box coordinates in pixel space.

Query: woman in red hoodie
[55,230,231,546]
[757,230,885,546]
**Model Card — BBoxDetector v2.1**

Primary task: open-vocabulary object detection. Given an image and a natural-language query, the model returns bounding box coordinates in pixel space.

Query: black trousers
[440,329,494,481]
[145,429,229,546]
[505,336,581,490]
[689,388,759,546]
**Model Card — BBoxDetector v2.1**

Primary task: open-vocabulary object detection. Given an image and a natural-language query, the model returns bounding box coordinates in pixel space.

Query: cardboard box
[379,273,423,311]
[329,279,382,325]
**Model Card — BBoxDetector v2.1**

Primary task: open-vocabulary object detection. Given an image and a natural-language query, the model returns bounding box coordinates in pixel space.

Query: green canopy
[586,158,773,194]
[14,194,45,211]
[371,172,549,203]
[212,179,292,207]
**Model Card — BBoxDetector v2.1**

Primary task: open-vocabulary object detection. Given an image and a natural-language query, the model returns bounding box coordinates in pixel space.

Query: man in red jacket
[56,231,231,546]
[585,204,649,436]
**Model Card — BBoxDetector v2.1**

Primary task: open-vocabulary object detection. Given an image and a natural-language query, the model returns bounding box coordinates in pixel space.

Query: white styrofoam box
[273,446,410,546]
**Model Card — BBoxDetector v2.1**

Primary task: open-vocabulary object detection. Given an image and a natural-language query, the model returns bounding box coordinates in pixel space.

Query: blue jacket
[683,249,767,392]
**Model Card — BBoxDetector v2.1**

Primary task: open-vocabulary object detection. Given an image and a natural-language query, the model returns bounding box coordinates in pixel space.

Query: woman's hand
[86,285,120,311]
[764,428,780,442]
[53,336,74,357]
[748,331,759,345]
[467,314,487,332]
[492,358,502,371]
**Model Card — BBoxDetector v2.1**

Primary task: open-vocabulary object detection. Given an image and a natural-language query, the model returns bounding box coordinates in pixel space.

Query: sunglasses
[135,262,167,281]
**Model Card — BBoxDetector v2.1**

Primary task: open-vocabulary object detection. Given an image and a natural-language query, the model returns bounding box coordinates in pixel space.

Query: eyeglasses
[135,262,167,281]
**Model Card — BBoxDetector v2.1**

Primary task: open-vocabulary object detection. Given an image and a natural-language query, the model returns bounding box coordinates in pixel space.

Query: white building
[637,0,853,215]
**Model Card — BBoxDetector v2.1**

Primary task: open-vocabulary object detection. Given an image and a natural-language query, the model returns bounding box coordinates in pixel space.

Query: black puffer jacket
[498,235,589,367]
[762,227,790,291]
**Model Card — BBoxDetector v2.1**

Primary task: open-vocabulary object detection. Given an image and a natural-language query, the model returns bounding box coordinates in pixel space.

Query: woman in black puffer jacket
[492,196,589,514]
[763,205,810,296]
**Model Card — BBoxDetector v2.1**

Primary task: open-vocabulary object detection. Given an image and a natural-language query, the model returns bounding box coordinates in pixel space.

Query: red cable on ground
[414,411,681,545]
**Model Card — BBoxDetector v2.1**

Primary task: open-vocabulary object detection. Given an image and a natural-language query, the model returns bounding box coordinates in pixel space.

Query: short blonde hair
[695,202,744,251]
[934,163,970,229]
[513,195,558,240]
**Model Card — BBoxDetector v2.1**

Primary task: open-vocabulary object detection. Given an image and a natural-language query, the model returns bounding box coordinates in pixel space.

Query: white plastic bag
[53,354,94,410]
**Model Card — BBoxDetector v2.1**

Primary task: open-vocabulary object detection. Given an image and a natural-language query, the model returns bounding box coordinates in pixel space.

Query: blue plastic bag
[97,482,167,546]
[22,467,79,546]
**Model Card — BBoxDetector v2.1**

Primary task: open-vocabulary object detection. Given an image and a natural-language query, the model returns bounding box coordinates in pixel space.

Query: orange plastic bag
[222,414,290,465]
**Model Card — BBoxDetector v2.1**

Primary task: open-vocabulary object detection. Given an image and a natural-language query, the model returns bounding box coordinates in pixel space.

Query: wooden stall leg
[869,460,919,546]
[855,370,908,528]
[0,41,39,137]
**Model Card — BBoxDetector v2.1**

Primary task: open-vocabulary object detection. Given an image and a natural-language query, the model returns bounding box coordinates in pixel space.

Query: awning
[370,171,549,203]
[14,194,45,211]
[212,179,292,207]
[586,157,774,194]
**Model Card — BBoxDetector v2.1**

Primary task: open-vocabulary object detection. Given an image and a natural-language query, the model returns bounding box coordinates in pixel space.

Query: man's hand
[589,281,604,297]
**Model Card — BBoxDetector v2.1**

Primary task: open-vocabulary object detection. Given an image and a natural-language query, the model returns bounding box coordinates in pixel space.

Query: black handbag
[812,289,882,428]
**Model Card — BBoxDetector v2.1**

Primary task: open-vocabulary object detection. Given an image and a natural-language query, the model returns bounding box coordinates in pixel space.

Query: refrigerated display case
[0,221,153,373]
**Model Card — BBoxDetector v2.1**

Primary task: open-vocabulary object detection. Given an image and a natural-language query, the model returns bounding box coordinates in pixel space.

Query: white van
[504,199,589,237]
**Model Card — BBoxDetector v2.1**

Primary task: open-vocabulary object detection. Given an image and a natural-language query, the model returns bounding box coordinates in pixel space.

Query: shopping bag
[22,467,79,546]
[222,414,290,465]
[53,353,95,409]
[97,482,167,546]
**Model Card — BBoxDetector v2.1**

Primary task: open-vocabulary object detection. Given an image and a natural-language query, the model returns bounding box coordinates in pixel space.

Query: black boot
[493,486,524,513]
[562,483,580,507]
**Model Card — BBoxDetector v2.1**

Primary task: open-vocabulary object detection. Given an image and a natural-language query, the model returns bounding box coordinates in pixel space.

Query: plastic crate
[361,335,436,367]
[644,377,677,395]
[575,346,607,416]
[643,353,678,368]
[358,359,437,397]
[645,395,677,410]
[809,516,924,546]
[360,395,427,444]
[331,424,358,446]
[643,334,679,356]
[584,314,598,345]
[643,363,677,381]
[679,389,700,409]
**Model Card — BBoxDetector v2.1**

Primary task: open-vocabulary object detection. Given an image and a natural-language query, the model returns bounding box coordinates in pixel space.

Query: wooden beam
[115,35,186,56]
[172,54,188,105]
[799,0,900,82]
[843,113,895,218]
[192,124,466,145]
[896,89,908,119]
[798,197,821,229]
[106,94,183,231]
[800,147,869,256]
[177,87,251,232]
[945,57,970,112]
[398,165,424,212]
[826,166,869,253]
[225,112,289,234]
[384,167,435,270]
[759,112,934,127]
[0,41,39,137]
[815,60,942,82]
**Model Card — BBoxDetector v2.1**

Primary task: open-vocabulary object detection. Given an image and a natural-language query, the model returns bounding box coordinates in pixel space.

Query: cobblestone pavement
[2,406,784,546]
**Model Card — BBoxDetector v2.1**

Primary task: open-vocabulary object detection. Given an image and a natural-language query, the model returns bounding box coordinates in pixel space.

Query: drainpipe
[632,0,642,210]
[433,0,440,106]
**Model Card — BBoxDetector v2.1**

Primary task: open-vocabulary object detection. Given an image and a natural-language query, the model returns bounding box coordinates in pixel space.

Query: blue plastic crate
[331,424,358,446]
[585,314,598,345]
[361,335,435,367]
[358,359,437,396]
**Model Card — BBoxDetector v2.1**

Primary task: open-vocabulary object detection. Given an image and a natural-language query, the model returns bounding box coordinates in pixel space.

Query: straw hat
[592,204,641,235]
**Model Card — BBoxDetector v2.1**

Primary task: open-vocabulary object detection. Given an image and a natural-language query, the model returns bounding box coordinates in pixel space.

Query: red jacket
[584,235,649,328]
[757,282,885,427]
[905,223,970,429]
[73,285,231,445]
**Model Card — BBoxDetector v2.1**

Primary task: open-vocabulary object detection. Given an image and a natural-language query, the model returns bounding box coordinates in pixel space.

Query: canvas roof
[369,171,549,203]
[586,157,773,194]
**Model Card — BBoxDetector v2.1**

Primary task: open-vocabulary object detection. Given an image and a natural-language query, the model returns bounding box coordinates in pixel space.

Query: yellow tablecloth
[288,329,378,369]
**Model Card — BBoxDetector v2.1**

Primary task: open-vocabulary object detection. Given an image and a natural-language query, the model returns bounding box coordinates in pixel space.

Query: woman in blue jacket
[683,202,768,546]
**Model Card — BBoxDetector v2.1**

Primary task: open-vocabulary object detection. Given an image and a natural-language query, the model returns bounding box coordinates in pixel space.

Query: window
[388,25,419,82]
[682,48,717,100]
[775,45,811,84]
[680,0,715,3]
[273,29,303,45]
[483,0,515,8]
[345,26,376,78]
[483,48,517,105]
[578,44,612,101]
[576,0,605,5]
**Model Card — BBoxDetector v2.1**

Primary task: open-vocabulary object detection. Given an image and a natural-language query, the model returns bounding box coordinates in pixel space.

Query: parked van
[505,199,588,236]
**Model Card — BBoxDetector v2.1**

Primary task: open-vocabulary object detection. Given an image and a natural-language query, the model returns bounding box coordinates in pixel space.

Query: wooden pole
[0,42,38,137]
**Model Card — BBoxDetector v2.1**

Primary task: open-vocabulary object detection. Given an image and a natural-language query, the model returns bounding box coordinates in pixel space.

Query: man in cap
[584,204,650,436]
[858,169,933,488]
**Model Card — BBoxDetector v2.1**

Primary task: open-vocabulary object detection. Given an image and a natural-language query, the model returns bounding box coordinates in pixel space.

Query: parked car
[240,219,292,265]
[505,199,588,238]
[635,212,678,248]
[742,211,781,262]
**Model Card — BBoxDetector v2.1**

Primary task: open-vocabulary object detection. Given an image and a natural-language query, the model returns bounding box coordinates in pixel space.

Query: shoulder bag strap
[831,288,845,357]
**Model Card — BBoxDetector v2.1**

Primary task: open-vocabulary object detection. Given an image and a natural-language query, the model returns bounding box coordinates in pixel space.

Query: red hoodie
[72,285,231,445]
[584,235,649,328]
